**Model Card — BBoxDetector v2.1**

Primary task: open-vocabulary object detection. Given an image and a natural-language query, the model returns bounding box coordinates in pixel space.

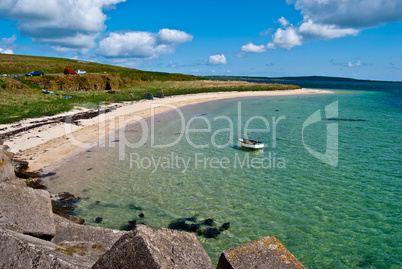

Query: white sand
[0,89,332,171]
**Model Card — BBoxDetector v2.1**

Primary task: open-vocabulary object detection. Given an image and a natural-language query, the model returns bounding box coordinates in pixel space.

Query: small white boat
[238,138,265,149]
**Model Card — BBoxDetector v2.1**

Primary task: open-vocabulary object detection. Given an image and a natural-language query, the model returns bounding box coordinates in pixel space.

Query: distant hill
[205,75,401,83]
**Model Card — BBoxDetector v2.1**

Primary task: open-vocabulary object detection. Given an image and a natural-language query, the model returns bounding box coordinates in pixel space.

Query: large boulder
[217,236,305,269]
[0,228,93,269]
[0,148,16,183]
[51,214,127,264]
[92,224,214,269]
[0,183,56,238]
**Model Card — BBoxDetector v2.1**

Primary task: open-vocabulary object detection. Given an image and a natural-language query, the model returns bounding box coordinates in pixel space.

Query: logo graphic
[302,101,338,167]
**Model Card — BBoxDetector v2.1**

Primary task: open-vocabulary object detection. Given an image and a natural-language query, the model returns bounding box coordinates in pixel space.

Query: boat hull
[238,138,264,149]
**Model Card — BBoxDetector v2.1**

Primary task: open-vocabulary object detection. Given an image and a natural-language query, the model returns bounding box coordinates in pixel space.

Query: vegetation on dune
[0,54,202,91]
[0,79,299,124]
[139,80,300,96]
[0,54,300,124]
[0,54,125,75]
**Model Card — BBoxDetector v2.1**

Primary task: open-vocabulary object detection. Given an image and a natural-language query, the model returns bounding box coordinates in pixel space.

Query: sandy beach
[1,88,331,171]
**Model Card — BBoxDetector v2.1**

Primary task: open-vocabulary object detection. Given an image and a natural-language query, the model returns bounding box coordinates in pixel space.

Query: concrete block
[92,224,214,269]
[0,183,56,238]
[217,236,305,269]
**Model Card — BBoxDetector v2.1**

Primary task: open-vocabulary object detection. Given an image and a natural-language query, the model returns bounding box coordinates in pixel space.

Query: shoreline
[1,88,332,171]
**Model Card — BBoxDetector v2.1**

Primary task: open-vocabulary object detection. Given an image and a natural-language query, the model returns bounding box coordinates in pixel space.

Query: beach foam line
[2,89,332,171]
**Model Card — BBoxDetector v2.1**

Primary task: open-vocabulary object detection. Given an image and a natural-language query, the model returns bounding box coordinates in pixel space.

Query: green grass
[0,54,202,80]
[0,80,300,124]
[0,54,132,75]
[0,54,301,124]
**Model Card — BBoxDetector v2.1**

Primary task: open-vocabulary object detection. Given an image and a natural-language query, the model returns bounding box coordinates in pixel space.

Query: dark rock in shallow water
[58,192,80,202]
[55,212,85,225]
[168,216,230,239]
[138,213,144,218]
[168,220,188,231]
[357,255,375,267]
[199,228,220,239]
[202,218,215,226]
[95,217,103,223]
[121,220,137,231]
[128,204,143,211]
[219,222,231,231]
[326,117,366,122]
[185,215,198,222]
[50,192,80,215]
[168,219,201,233]
[25,178,47,189]
[188,223,201,232]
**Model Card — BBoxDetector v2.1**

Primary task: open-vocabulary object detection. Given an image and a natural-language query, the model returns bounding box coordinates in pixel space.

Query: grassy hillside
[0,54,198,80]
[0,54,203,91]
[0,54,126,74]
[0,54,300,124]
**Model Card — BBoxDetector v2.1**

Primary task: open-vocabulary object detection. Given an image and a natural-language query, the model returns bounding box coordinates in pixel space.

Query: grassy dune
[0,55,300,124]
[0,80,300,124]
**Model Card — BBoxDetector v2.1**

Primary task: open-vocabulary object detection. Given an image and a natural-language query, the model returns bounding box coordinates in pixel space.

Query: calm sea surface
[43,80,402,268]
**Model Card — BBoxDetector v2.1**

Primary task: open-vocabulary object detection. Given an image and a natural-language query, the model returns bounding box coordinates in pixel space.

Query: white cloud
[298,19,359,39]
[1,35,16,46]
[330,58,365,67]
[241,0,402,52]
[98,29,193,59]
[278,17,290,27]
[208,54,226,65]
[293,0,402,28]
[0,34,16,54]
[271,27,302,49]
[241,42,267,53]
[260,28,273,36]
[348,60,361,67]
[158,29,193,43]
[0,0,126,51]
[0,48,13,54]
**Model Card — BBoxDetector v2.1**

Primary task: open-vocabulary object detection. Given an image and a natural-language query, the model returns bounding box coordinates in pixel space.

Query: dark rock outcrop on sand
[51,192,81,215]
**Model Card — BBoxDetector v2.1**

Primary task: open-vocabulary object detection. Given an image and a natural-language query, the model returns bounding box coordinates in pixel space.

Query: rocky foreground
[0,139,305,268]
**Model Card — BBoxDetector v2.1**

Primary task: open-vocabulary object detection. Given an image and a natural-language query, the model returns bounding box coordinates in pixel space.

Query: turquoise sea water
[43,81,402,268]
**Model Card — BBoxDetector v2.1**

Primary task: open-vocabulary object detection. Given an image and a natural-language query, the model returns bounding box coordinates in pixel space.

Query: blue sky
[1,0,401,81]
